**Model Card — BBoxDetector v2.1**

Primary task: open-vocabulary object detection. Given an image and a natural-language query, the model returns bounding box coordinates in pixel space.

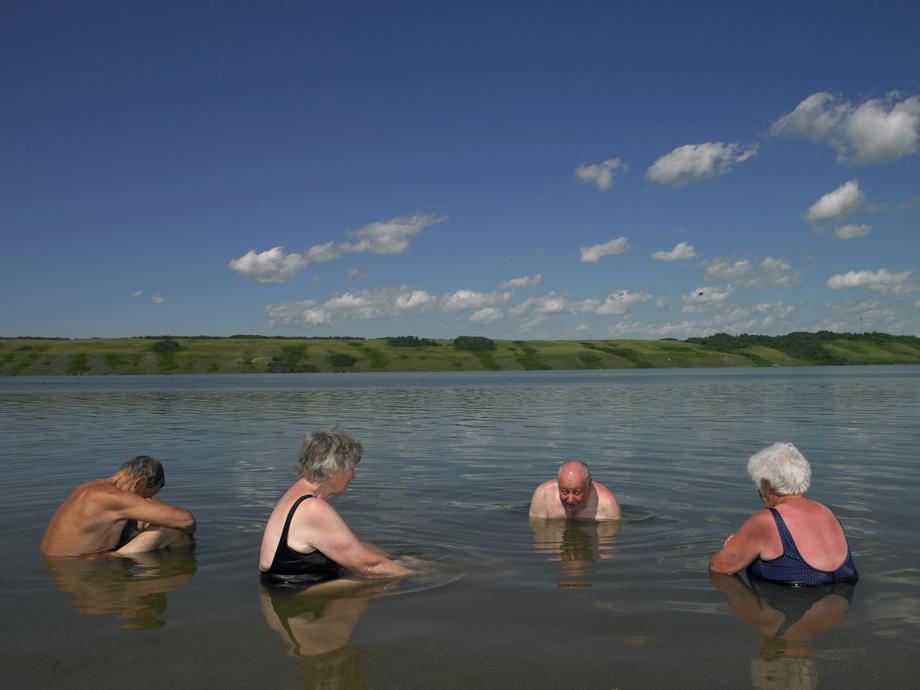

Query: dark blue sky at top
[2,1,919,337]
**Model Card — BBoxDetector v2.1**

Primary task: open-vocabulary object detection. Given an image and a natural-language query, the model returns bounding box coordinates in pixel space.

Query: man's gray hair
[747,442,811,496]
[119,455,165,489]
[298,429,363,481]
[559,460,592,485]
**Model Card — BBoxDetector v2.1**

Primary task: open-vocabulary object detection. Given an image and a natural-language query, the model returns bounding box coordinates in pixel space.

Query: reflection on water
[259,587,383,689]
[711,574,855,690]
[530,519,621,587]
[42,549,197,630]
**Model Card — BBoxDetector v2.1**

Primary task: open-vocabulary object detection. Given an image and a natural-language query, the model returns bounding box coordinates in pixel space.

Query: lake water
[1,367,918,689]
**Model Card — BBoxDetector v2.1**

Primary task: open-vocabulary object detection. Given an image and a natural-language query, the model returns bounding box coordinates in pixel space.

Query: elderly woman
[709,442,858,585]
[259,429,411,587]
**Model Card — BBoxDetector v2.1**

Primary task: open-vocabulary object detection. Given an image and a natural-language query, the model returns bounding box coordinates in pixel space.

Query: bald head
[557,461,593,515]
[558,461,591,486]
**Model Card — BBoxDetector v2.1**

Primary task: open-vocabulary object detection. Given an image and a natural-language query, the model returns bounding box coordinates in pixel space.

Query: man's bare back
[41,456,196,557]
[529,461,622,521]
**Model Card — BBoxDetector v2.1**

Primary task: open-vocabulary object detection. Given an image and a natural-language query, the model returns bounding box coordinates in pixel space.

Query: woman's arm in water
[295,499,412,579]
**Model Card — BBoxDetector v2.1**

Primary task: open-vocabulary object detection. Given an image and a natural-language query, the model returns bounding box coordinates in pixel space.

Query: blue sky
[2,1,919,339]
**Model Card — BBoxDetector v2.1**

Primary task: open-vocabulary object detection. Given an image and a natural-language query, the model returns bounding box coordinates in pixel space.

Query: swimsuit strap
[278,494,315,549]
[769,507,803,560]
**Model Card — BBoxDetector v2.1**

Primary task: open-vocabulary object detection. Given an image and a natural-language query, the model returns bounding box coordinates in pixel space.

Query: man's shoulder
[534,478,558,494]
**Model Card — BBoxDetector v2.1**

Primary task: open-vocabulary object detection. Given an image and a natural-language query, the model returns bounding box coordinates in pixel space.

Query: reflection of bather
[711,573,855,690]
[259,587,377,689]
[530,518,621,586]
[42,549,197,630]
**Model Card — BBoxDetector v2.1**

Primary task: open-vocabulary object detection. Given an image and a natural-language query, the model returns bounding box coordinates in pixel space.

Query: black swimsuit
[261,495,345,587]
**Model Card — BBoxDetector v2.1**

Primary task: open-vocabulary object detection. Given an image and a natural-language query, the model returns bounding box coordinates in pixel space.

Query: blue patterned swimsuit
[747,508,858,586]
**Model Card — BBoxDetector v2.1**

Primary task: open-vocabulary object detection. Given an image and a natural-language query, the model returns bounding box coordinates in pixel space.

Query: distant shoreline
[2,332,919,376]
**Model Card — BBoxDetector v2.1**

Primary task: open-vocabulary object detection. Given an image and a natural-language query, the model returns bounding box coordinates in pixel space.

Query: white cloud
[579,236,631,263]
[606,319,699,338]
[510,293,601,317]
[771,92,920,164]
[655,298,670,310]
[151,294,165,305]
[305,242,338,262]
[682,285,735,313]
[470,307,503,323]
[753,300,795,327]
[834,224,872,240]
[338,213,444,255]
[647,142,758,187]
[324,293,372,311]
[575,324,591,333]
[228,246,308,283]
[266,300,331,327]
[705,259,751,281]
[575,158,627,190]
[759,257,800,288]
[394,290,435,310]
[442,290,512,312]
[130,290,143,300]
[826,268,916,294]
[805,180,863,222]
[500,273,543,289]
[595,290,652,315]
[652,241,697,261]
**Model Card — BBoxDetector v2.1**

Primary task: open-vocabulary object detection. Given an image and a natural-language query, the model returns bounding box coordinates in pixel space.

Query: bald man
[529,461,622,520]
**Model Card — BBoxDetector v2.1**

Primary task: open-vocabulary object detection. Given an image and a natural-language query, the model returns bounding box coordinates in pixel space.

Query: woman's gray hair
[747,442,811,496]
[297,429,363,482]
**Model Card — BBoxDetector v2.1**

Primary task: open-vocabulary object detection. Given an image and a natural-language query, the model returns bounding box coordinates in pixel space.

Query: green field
[2,332,919,376]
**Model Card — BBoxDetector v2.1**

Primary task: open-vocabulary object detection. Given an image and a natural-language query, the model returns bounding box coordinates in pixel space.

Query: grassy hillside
[2,332,919,375]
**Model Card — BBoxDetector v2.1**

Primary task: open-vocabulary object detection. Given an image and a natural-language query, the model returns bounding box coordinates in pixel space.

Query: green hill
[1,332,918,376]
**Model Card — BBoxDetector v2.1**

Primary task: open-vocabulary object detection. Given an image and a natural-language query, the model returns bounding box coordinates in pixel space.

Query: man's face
[558,474,590,515]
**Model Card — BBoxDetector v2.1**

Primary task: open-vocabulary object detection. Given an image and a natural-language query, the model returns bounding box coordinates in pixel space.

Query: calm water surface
[1,367,918,689]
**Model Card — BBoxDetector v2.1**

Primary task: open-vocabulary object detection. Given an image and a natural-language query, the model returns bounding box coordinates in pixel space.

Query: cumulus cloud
[130,290,143,300]
[595,290,652,315]
[151,294,165,304]
[232,214,443,284]
[647,142,758,187]
[394,290,436,310]
[338,213,444,255]
[229,247,308,283]
[655,298,670,310]
[606,319,699,339]
[805,180,864,222]
[442,290,512,312]
[705,259,751,281]
[753,300,795,327]
[500,273,543,289]
[682,285,735,313]
[771,92,920,164]
[834,224,872,240]
[305,242,339,262]
[575,158,627,190]
[470,307,502,323]
[266,286,437,327]
[652,241,697,261]
[266,300,330,327]
[826,268,916,294]
[579,236,631,263]
[759,257,801,288]
[575,324,591,333]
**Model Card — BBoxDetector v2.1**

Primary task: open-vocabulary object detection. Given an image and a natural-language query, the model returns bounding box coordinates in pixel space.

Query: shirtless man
[529,460,622,520]
[41,455,196,557]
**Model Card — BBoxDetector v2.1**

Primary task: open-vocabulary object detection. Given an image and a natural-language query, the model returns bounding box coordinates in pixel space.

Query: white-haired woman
[260,429,411,587]
[710,442,858,586]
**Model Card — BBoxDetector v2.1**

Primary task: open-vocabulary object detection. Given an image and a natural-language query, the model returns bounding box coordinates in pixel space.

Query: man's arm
[528,483,550,519]
[593,483,622,520]
[107,492,196,535]
[709,511,770,575]
[300,501,411,579]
